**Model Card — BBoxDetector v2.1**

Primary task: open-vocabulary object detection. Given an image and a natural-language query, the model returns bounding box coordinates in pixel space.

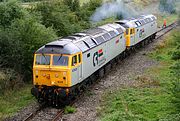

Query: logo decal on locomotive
[93,49,106,67]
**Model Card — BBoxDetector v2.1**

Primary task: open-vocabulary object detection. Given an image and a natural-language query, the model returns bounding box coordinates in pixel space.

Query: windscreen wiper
[42,53,49,65]
[56,54,62,63]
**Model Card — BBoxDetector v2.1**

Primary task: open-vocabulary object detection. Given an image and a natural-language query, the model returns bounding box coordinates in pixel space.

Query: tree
[72,0,80,12]
[159,0,176,13]
[0,1,57,81]
[35,0,82,37]
[0,1,27,27]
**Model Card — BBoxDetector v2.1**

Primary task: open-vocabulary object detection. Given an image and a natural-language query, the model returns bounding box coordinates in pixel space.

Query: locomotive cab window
[126,29,129,35]
[130,28,135,35]
[35,55,50,65]
[78,54,81,63]
[130,29,133,34]
[72,55,77,66]
[53,55,69,66]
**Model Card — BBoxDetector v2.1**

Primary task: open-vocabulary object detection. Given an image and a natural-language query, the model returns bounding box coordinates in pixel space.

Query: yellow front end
[33,54,71,87]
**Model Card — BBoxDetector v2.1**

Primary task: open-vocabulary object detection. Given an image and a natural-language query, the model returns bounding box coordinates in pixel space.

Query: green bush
[0,69,24,94]
[159,113,180,121]
[159,0,176,14]
[0,0,102,84]
[35,0,82,37]
[172,49,180,60]
[171,61,180,111]
[35,0,102,36]
[170,30,180,112]
[0,1,57,81]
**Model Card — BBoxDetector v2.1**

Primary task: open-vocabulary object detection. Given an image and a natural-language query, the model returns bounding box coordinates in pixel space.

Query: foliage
[159,0,176,14]
[172,32,180,60]
[170,32,180,112]
[0,1,57,82]
[63,0,80,12]
[64,106,76,114]
[35,0,102,37]
[0,1,27,27]
[0,69,24,94]
[0,0,102,85]
[171,63,180,112]
[35,0,82,37]
[159,113,180,121]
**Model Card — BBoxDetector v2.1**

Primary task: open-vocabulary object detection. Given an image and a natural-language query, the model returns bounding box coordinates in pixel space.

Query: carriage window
[109,31,117,38]
[94,36,105,44]
[83,38,96,48]
[53,55,68,66]
[116,28,123,34]
[102,33,111,41]
[72,55,77,66]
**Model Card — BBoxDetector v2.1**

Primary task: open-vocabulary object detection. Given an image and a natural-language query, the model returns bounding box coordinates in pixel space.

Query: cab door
[71,53,83,84]
[77,53,82,80]
[130,28,135,45]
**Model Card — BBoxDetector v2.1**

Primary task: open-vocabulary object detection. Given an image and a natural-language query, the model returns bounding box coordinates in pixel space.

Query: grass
[64,106,76,114]
[0,84,35,120]
[98,29,180,121]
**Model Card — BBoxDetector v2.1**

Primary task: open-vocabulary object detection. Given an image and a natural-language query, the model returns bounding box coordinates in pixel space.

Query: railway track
[22,21,178,121]
[23,96,78,121]
[156,21,178,39]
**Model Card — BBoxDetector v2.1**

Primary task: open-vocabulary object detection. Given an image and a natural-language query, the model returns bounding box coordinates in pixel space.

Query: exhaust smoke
[90,0,137,23]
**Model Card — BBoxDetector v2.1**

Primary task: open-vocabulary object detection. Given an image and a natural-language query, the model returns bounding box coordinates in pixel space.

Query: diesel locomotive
[31,14,157,106]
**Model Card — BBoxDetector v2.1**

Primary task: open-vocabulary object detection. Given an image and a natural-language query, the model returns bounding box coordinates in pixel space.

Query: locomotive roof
[35,14,156,55]
[116,14,156,28]
[35,40,81,54]
[35,23,125,54]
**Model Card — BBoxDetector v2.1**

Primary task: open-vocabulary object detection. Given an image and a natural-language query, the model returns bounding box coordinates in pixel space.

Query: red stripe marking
[98,49,103,53]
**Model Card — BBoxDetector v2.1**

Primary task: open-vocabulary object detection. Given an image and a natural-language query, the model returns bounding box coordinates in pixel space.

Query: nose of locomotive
[33,69,70,87]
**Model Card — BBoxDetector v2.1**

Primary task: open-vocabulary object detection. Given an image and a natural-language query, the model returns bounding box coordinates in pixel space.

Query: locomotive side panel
[106,34,126,61]
[72,34,126,86]
[134,22,157,45]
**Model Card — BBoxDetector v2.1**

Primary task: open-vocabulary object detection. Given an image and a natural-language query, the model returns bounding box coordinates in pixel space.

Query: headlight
[36,70,38,75]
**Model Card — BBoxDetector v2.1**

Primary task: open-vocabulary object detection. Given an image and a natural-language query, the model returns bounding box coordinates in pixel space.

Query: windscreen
[35,55,50,65]
[53,55,69,66]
